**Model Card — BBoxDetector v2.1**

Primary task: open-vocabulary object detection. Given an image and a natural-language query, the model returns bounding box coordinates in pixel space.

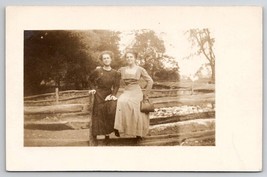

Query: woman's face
[125,53,136,65]
[102,54,112,66]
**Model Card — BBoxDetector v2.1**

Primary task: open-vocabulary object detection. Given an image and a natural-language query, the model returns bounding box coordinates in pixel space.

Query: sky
[118,29,209,78]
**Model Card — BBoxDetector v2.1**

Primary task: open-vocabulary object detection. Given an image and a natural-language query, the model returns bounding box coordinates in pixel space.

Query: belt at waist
[124,80,138,85]
[125,82,138,85]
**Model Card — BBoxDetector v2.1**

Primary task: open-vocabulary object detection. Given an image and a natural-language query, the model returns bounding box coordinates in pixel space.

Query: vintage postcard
[6,6,262,171]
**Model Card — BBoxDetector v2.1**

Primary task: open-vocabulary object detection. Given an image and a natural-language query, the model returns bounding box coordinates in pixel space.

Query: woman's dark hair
[124,49,138,59]
[98,51,114,61]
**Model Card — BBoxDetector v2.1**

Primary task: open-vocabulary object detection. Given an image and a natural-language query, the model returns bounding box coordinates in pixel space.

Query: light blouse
[118,66,153,90]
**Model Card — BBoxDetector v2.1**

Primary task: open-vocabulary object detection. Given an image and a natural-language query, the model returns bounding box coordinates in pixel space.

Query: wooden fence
[24,88,215,146]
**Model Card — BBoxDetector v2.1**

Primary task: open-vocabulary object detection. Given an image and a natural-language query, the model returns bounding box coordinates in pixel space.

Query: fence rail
[24,88,214,106]
[24,88,215,146]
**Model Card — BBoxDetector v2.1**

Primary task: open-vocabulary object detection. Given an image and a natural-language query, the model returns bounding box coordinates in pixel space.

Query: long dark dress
[88,67,120,136]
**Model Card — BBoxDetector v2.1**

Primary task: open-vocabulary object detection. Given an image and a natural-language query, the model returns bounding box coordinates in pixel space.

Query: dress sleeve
[117,67,123,79]
[111,71,121,96]
[141,67,153,90]
[88,69,98,90]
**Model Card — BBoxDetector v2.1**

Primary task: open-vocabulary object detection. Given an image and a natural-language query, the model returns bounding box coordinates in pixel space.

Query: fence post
[55,88,59,104]
[191,81,194,95]
[88,92,96,146]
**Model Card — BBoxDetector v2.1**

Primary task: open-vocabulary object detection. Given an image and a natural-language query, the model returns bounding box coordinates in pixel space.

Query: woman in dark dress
[88,51,120,141]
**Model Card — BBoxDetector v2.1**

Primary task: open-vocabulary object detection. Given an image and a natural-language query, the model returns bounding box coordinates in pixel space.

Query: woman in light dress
[114,50,153,140]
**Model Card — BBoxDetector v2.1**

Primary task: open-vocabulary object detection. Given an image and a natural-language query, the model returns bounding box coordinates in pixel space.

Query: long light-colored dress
[114,66,153,137]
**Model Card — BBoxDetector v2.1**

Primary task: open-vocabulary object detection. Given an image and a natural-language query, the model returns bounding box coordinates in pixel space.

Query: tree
[24,30,122,96]
[131,30,166,79]
[64,30,123,88]
[187,28,215,82]
[154,55,180,81]
[24,31,69,95]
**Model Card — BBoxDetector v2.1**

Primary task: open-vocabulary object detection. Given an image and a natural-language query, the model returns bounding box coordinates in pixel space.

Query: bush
[154,69,180,82]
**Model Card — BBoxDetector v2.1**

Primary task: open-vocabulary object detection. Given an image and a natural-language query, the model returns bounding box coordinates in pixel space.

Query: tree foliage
[24,29,181,96]
[154,55,180,81]
[132,30,179,81]
[24,30,122,96]
[186,28,215,82]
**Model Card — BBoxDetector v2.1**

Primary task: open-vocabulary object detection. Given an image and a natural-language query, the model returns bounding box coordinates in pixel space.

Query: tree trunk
[211,64,215,83]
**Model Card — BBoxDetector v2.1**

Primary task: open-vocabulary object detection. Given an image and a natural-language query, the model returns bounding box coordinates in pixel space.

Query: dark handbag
[140,98,155,113]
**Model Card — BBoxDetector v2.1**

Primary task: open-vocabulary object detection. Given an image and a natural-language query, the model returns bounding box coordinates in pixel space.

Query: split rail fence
[24,88,215,146]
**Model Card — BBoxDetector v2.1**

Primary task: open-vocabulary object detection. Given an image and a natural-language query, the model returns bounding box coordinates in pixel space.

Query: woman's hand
[88,89,96,95]
[111,95,118,100]
[105,95,118,101]
[143,93,149,100]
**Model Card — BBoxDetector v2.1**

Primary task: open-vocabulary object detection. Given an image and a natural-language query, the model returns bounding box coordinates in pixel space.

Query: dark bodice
[88,67,120,95]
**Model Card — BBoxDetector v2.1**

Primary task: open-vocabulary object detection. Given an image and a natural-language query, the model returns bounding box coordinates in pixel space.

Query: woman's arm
[141,67,153,96]
[88,68,99,90]
[111,71,121,96]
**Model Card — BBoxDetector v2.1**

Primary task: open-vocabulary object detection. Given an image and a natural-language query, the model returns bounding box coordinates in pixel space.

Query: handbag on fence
[140,98,155,113]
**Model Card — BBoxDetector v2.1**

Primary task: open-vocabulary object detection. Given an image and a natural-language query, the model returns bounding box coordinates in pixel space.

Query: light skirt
[114,84,149,137]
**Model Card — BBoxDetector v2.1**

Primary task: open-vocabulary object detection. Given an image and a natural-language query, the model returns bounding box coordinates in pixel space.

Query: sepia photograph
[6,6,262,171]
[23,29,216,147]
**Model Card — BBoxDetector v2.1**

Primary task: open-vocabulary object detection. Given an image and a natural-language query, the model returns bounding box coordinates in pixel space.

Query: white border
[6,6,262,171]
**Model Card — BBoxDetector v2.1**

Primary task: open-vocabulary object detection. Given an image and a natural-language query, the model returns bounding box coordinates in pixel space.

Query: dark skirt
[91,88,116,136]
